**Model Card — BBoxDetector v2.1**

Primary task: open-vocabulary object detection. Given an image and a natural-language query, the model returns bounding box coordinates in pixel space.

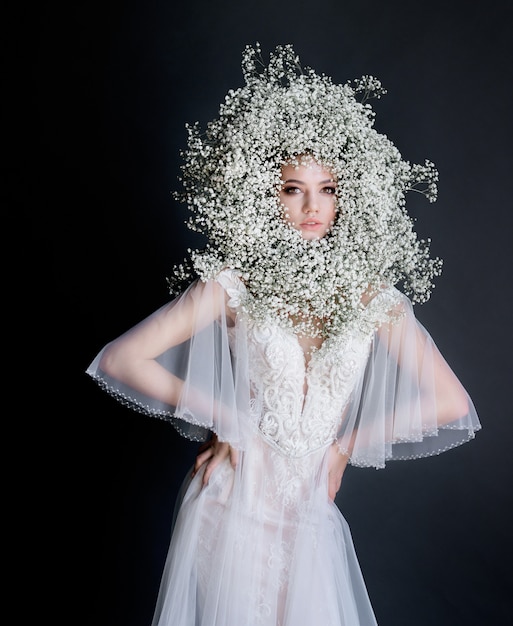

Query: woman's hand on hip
[328,442,349,501]
[192,433,239,487]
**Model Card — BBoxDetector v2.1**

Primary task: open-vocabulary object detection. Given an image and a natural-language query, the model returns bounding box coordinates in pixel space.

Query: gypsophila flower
[167,43,443,337]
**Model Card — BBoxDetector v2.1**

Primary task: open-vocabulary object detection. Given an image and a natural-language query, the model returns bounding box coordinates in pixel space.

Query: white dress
[87,269,480,626]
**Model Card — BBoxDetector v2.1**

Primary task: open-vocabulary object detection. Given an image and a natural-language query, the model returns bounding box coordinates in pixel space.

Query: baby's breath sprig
[169,44,443,338]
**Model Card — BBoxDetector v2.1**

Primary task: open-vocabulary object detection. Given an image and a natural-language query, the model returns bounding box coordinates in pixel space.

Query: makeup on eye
[282,180,337,194]
[279,162,338,240]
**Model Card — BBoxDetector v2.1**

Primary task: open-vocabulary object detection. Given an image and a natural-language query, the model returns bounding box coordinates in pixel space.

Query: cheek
[280,197,298,219]
[324,199,337,221]
[279,193,293,209]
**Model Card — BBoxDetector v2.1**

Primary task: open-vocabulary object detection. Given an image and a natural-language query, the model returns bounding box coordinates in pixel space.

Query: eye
[322,185,337,194]
[282,186,302,194]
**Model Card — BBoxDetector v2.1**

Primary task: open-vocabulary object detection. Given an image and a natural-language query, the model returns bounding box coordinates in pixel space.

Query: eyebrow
[283,178,335,184]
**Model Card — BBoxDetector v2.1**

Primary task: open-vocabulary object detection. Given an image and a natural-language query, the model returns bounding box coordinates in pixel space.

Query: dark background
[36,0,512,624]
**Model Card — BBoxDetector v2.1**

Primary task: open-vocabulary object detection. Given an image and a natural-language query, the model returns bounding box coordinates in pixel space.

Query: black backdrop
[37,1,512,624]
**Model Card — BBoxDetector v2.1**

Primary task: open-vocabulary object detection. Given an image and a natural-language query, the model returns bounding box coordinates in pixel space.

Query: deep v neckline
[287,312,326,363]
[296,334,324,368]
[288,330,328,404]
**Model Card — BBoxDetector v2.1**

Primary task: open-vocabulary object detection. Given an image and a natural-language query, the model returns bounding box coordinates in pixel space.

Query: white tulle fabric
[87,269,480,626]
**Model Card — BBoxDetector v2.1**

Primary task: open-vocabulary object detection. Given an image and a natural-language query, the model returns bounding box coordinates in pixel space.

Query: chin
[301,231,325,241]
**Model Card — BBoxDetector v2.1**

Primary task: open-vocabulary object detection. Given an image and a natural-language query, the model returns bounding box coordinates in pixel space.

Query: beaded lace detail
[219,269,401,458]
[246,322,370,457]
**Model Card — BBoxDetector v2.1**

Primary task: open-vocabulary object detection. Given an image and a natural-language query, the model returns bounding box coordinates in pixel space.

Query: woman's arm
[97,279,232,410]
[378,303,470,427]
[335,290,479,468]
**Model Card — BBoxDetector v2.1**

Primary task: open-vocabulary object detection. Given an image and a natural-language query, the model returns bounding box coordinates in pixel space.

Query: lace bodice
[219,269,397,458]
[244,322,371,457]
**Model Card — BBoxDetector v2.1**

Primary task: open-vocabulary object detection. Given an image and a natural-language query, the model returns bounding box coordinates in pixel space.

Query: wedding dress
[87,269,480,625]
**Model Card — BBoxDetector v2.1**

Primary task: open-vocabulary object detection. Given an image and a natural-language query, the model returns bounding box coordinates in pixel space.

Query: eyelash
[282,186,336,194]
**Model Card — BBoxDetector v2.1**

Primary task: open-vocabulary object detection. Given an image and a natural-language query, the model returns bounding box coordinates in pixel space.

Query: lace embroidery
[247,322,370,457]
[217,269,402,458]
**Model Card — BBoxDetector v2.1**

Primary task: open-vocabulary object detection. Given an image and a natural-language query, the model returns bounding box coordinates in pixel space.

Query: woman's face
[279,159,337,240]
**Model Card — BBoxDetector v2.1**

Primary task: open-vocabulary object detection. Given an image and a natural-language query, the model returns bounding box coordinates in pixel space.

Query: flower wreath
[168,43,442,337]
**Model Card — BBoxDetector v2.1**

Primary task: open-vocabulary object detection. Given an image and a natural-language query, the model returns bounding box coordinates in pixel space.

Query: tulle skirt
[151,432,378,626]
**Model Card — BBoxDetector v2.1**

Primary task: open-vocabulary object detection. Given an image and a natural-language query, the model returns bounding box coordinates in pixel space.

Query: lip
[300,221,323,230]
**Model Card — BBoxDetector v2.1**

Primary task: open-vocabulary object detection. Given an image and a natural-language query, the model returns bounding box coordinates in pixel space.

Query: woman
[87,44,480,625]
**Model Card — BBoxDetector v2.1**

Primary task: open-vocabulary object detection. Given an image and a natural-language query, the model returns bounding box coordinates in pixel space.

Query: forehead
[280,159,335,180]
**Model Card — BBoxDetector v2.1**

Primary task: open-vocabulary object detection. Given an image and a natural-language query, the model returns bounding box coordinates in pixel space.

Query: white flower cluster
[169,43,443,337]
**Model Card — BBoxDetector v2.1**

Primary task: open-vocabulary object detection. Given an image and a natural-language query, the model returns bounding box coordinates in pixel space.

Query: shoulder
[361,284,407,310]
[214,268,247,302]
[360,285,413,332]
[187,268,246,321]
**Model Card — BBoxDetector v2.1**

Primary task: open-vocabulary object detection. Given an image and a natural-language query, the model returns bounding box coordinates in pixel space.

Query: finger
[194,449,213,471]
[192,447,214,476]
[202,443,233,486]
[328,475,334,500]
[328,472,342,501]
[202,456,223,486]
[229,447,239,469]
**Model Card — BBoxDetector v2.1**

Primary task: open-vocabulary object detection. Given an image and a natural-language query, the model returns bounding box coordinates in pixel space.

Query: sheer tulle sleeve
[86,271,252,448]
[336,289,481,468]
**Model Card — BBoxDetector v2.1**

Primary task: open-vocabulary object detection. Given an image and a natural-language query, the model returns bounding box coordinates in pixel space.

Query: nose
[303,192,319,213]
